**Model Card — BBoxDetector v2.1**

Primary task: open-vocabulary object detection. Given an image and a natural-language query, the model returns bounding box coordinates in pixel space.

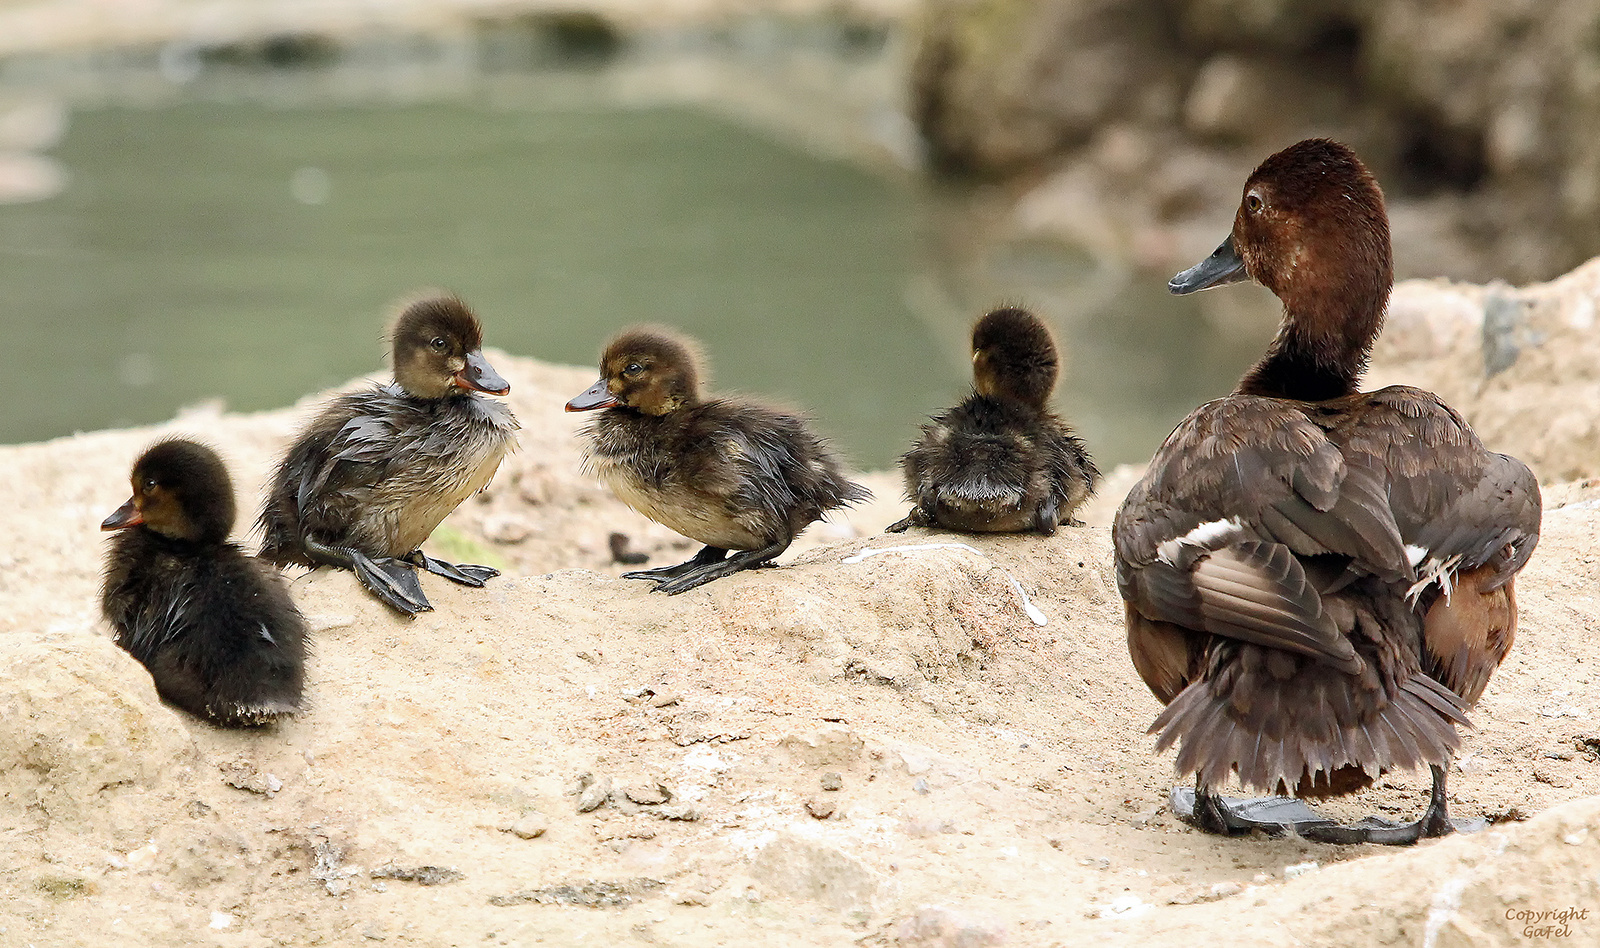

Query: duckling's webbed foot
[886,506,932,534]
[351,553,433,615]
[654,541,788,595]
[407,550,498,587]
[623,546,726,582]
[305,537,432,615]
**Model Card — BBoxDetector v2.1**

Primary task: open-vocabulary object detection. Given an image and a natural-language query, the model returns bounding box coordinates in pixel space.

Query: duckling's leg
[622,545,727,582]
[886,506,933,533]
[653,540,789,595]
[304,537,432,615]
[406,550,498,587]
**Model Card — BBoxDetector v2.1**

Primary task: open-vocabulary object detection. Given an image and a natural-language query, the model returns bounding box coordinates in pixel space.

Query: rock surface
[914,0,1600,283]
[1,329,1598,945]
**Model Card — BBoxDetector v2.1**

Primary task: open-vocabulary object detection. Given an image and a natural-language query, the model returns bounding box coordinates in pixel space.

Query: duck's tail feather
[1150,665,1466,795]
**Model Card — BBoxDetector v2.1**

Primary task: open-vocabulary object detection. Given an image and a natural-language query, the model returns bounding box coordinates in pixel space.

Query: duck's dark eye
[429,337,447,351]
[142,477,157,491]
[1246,193,1264,213]
[624,363,643,376]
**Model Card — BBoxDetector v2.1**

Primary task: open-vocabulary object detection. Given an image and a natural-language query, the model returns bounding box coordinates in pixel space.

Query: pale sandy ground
[4,264,1600,947]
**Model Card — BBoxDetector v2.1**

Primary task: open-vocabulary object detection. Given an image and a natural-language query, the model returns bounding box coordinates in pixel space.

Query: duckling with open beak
[566,326,871,595]
[888,306,1098,534]
[102,439,308,727]
[1115,139,1540,845]
[258,295,519,616]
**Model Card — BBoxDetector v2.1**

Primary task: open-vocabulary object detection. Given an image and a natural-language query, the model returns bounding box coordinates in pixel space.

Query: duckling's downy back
[891,307,1097,535]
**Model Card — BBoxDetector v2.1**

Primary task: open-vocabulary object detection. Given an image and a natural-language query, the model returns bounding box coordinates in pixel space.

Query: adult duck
[566,326,870,594]
[258,295,519,615]
[888,306,1098,534]
[1113,139,1540,844]
[102,439,307,727]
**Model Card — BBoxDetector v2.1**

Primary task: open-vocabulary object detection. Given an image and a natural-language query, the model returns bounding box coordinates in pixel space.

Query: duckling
[887,307,1098,534]
[101,439,307,727]
[1114,139,1540,845]
[258,295,519,616]
[566,327,870,595]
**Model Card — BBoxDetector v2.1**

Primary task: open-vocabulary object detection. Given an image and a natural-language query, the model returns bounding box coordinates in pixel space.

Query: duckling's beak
[1170,236,1250,294]
[101,498,143,530]
[454,350,510,396]
[565,378,619,412]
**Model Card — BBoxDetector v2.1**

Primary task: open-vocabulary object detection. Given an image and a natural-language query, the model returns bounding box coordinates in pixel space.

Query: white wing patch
[1405,544,1429,567]
[1156,517,1246,566]
[1406,552,1464,606]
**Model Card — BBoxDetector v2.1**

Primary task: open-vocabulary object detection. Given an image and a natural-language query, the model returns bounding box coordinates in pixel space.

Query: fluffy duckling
[887,307,1098,534]
[1114,139,1540,845]
[258,295,519,615]
[101,439,307,727]
[566,327,870,595]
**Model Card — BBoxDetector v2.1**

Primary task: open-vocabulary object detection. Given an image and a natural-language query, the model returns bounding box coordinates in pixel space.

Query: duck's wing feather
[1359,388,1541,592]
[294,388,413,513]
[1115,395,1404,673]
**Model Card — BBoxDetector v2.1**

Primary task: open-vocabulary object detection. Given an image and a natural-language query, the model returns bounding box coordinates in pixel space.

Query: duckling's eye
[142,477,157,492]
[1245,193,1264,213]
[624,363,643,376]
[429,337,447,352]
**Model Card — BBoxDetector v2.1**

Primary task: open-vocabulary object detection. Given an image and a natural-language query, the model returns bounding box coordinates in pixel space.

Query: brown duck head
[391,296,509,400]
[566,327,703,416]
[101,438,235,544]
[1169,138,1393,401]
[970,307,1059,408]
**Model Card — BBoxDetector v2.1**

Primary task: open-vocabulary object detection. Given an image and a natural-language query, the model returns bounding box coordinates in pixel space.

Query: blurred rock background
[913,0,1600,282]
[6,0,1600,284]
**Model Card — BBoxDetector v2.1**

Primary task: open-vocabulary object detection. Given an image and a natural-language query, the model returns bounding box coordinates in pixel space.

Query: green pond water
[0,68,1265,470]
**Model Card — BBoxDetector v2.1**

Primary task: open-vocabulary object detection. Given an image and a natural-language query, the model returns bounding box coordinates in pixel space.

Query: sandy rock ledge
[1,345,1598,947]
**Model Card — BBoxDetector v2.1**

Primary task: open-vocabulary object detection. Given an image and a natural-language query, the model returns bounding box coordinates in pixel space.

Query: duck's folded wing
[1360,387,1542,592]
[295,399,406,513]
[1114,397,1408,673]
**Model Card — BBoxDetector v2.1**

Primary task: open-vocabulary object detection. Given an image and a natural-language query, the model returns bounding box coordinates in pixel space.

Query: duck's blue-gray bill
[1170,236,1249,294]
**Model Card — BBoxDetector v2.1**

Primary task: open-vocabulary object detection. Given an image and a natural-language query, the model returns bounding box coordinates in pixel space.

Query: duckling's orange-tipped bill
[101,498,143,530]
[1170,236,1250,295]
[454,350,510,396]
[566,378,619,412]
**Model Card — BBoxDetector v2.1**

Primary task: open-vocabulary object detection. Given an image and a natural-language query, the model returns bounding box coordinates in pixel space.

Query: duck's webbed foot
[305,536,431,615]
[653,540,788,595]
[1174,783,1319,837]
[623,546,726,582]
[886,506,932,534]
[1297,765,1475,845]
[1173,766,1482,846]
[407,550,498,587]
[1032,497,1061,536]
[351,553,433,615]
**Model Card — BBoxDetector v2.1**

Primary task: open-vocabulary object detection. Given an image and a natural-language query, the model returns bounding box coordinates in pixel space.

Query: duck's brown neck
[1237,285,1387,402]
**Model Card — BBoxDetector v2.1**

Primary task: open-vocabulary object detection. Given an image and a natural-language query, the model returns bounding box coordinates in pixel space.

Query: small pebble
[609,532,649,564]
[624,783,672,806]
[821,772,843,792]
[577,777,612,813]
[504,814,548,839]
[805,797,837,820]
